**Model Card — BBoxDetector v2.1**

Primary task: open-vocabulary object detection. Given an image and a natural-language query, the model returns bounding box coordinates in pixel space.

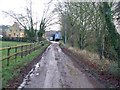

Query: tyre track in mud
[18,42,105,89]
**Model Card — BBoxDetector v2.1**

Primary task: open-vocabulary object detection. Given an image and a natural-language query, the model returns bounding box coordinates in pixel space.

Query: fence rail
[0,42,44,66]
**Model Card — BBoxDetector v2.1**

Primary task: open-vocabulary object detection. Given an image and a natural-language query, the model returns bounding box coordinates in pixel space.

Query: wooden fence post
[21,46,23,58]
[29,44,31,54]
[26,45,27,56]
[15,47,17,62]
[7,47,10,66]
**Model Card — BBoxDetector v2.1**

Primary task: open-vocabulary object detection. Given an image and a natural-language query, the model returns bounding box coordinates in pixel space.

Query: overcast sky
[0,0,43,24]
[0,0,61,31]
[0,0,119,32]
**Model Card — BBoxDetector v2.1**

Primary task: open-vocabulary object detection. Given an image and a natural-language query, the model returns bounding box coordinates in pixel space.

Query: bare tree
[37,0,62,40]
[3,0,63,42]
[2,0,38,42]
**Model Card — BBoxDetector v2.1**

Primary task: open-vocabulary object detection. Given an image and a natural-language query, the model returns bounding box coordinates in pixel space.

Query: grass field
[0,41,30,61]
[1,41,29,48]
[1,41,50,88]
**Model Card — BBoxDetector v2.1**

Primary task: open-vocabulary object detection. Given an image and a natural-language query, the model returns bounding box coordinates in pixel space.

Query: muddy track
[16,42,106,88]
[6,45,49,89]
[5,42,118,89]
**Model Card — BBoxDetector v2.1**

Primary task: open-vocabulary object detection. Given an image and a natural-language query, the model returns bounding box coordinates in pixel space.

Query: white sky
[0,0,119,33]
[0,0,61,31]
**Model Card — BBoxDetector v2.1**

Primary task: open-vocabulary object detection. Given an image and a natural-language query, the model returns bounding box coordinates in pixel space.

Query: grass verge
[66,46,119,76]
[2,42,50,88]
[60,43,119,88]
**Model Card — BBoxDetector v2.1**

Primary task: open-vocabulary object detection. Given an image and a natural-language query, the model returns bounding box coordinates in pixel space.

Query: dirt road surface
[18,42,104,88]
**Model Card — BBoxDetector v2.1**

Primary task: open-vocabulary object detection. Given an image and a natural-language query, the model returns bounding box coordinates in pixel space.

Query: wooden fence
[0,42,44,66]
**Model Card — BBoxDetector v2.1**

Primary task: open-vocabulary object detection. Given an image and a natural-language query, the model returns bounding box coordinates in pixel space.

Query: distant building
[44,30,56,40]
[6,22,25,40]
[47,31,62,41]
[54,31,62,41]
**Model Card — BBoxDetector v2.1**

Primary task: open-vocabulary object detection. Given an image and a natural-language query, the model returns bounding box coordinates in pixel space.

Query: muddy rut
[18,42,104,89]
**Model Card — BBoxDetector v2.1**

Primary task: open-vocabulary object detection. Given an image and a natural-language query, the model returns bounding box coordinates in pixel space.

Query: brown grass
[67,46,118,75]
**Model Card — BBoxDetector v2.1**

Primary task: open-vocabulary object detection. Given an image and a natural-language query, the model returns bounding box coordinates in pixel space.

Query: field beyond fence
[0,41,45,66]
